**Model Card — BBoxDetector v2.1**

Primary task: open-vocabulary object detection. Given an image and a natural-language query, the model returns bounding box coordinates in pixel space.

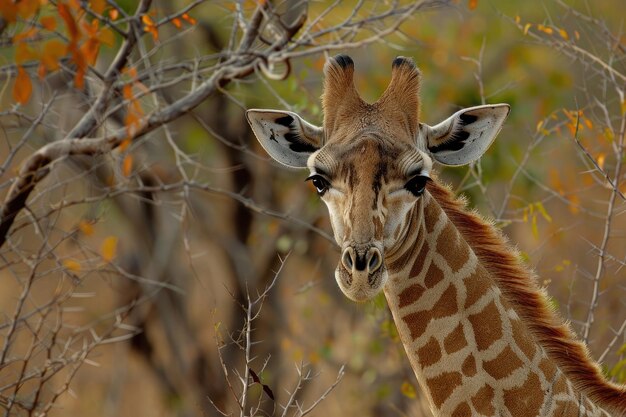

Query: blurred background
[0,0,625,416]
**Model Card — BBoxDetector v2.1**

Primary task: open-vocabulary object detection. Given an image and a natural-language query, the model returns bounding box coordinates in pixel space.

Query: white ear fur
[419,104,510,166]
[246,109,323,168]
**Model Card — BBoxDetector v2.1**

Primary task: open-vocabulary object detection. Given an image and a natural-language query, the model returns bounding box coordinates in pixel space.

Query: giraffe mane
[427,179,626,416]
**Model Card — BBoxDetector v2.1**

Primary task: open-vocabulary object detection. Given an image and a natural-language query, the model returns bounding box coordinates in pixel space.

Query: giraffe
[246,55,626,416]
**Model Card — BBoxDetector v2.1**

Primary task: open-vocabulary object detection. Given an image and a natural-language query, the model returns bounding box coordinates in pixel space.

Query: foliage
[0,0,624,416]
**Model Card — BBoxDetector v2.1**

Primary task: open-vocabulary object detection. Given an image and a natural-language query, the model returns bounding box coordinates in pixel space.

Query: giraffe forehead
[312,137,423,182]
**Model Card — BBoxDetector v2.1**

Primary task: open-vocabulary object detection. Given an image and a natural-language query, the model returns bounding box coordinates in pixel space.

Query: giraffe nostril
[342,248,355,271]
[368,248,382,273]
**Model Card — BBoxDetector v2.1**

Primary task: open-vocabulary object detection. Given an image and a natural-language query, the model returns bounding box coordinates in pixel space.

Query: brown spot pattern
[426,371,462,408]
[424,259,445,288]
[417,337,441,368]
[408,241,428,278]
[471,385,495,416]
[483,346,524,380]
[398,283,426,309]
[462,354,477,377]
[503,372,543,416]
[451,402,472,417]
[538,357,557,383]
[463,270,486,309]
[424,200,439,234]
[431,284,458,319]
[511,318,536,361]
[436,221,469,272]
[467,300,503,351]
[402,310,430,340]
[403,284,459,339]
[444,323,468,355]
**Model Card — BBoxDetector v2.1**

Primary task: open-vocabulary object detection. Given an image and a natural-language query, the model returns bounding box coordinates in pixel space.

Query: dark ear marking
[333,54,354,69]
[284,132,318,153]
[459,113,478,125]
[275,115,294,127]
[428,130,470,153]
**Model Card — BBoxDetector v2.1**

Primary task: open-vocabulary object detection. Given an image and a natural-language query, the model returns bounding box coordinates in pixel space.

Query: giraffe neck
[383,189,611,417]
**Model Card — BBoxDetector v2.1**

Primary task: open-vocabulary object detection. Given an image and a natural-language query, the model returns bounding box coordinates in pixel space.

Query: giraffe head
[247,55,509,302]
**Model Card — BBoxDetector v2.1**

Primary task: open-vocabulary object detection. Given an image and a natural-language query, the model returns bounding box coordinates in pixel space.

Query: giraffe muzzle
[336,244,387,302]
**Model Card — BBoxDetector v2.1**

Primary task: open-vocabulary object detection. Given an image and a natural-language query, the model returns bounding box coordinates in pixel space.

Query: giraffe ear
[419,104,510,166]
[246,109,324,168]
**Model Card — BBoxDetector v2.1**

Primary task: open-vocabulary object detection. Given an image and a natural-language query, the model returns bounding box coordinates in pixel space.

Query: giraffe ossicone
[247,55,626,416]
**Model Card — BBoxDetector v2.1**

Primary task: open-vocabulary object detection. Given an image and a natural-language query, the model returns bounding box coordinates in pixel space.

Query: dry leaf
[13,66,32,105]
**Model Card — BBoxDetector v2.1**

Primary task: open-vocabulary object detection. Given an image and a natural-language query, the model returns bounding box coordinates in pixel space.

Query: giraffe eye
[306,174,330,196]
[405,175,430,197]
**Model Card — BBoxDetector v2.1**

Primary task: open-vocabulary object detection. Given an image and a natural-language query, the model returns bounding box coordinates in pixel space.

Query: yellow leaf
[13,66,32,105]
[101,236,118,261]
[535,202,552,223]
[604,127,614,142]
[597,153,605,170]
[401,381,416,399]
[559,28,569,40]
[536,120,543,132]
[98,27,115,47]
[63,259,81,272]
[523,23,532,35]
[514,15,520,24]
[122,154,133,176]
[78,220,94,236]
[621,99,626,116]
[15,42,37,64]
[574,30,580,40]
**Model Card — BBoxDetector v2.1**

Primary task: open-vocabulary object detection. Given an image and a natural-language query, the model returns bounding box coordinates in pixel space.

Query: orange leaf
[78,220,94,236]
[119,137,131,151]
[13,66,32,105]
[41,39,66,71]
[0,0,18,22]
[101,236,118,262]
[109,9,119,20]
[122,83,133,100]
[63,259,81,272]
[17,0,40,19]
[58,3,80,42]
[80,38,101,65]
[40,16,57,31]
[182,13,197,25]
[172,17,181,28]
[141,14,154,26]
[37,63,46,79]
[90,0,107,14]
[13,27,39,42]
[468,0,478,10]
[122,154,133,176]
